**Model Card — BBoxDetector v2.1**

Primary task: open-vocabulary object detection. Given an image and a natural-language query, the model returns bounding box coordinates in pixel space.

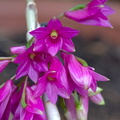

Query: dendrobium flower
[0,80,14,120]
[61,52,109,91]
[13,86,46,120]
[13,45,51,83]
[64,0,115,27]
[34,57,69,104]
[30,17,79,56]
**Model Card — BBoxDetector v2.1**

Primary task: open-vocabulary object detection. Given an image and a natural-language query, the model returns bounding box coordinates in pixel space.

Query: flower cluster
[0,0,114,120]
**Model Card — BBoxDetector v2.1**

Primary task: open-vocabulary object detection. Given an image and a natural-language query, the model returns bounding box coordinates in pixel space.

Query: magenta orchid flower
[61,52,109,91]
[0,80,14,120]
[13,45,51,83]
[33,57,69,104]
[62,54,87,96]
[13,86,46,120]
[30,17,79,56]
[64,0,115,27]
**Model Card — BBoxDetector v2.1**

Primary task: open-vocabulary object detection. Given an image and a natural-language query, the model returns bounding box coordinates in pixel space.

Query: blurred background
[0,0,120,120]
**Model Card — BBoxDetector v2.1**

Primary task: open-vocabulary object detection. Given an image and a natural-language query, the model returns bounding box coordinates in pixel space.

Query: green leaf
[26,37,34,48]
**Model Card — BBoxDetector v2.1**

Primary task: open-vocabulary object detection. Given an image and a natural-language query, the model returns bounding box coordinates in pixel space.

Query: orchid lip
[50,30,58,39]
[30,53,36,60]
[99,5,104,8]
[47,76,55,81]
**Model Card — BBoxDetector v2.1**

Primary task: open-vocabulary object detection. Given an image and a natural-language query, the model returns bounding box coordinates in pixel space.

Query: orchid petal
[25,87,44,114]
[28,64,39,83]
[20,109,34,120]
[33,76,47,98]
[90,70,109,81]
[0,80,12,102]
[47,17,62,30]
[90,93,105,105]
[65,8,98,21]
[34,39,46,52]
[30,27,50,39]
[46,83,58,104]
[46,37,63,56]
[58,27,79,39]
[77,12,113,27]
[90,78,97,92]
[55,81,69,99]
[16,61,30,79]
[65,95,77,120]
[0,80,12,119]
[61,38,75,52]
[77,96,89,120]
[0,60,10,73]
[10,46,26,55]
[101,5,115,16]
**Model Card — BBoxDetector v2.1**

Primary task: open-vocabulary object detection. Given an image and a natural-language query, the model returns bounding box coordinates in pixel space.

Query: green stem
[57,13,64,19]
[21,76,28,108]
[0,57,13,60]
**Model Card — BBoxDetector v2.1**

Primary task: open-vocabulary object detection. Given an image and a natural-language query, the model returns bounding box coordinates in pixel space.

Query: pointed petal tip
[73,49,76,52]
[110,26,114,29]
[99,100,105,105]
[105,78,110,81]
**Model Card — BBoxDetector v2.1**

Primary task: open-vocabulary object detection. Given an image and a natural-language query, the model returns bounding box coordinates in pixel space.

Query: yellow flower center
[30,53,36,60]
[47,76,54,81]
[99,5,104,8]
[50,30,58,39]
